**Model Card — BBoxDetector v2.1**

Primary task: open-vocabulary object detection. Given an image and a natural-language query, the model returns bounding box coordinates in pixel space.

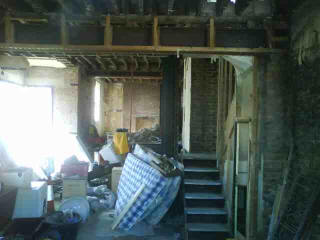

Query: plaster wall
[26,66,79,134]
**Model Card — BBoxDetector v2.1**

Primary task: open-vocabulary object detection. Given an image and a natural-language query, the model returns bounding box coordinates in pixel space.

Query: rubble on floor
[0,135,183,240]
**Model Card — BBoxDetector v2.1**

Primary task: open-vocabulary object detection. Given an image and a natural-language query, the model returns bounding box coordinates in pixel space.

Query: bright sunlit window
[27,58,66,68]
[94,81,101,122]
[0,81,90,178]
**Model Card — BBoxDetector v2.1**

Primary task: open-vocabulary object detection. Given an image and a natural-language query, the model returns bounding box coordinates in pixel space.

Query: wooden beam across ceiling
[0,14,286,58]
[0,44,285,56]
[7,13,289,28]
[91,71,161,78]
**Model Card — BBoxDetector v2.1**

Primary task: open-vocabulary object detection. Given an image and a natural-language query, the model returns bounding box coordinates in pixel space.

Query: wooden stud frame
[0,15,286,56]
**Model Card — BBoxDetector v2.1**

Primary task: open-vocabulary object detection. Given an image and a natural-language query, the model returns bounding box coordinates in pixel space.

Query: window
[94,81,101,122]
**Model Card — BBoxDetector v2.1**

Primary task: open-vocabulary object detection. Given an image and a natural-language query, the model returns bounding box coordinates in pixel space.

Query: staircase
[182,153,230,240]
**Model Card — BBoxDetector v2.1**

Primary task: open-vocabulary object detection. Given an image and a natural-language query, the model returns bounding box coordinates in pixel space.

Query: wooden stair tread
[186,207,227,215]
[184,167,219,173]
[184,179,222,186]
[187,223,229,232]
[185,192,224,200]
[182,152,217,160]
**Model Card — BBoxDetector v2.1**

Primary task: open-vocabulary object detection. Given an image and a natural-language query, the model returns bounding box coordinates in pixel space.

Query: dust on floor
[77,210,183,240]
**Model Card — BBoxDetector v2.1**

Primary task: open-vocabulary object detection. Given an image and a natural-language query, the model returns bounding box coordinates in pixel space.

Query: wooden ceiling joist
[0,44,285,56]
[119,58,128,71]
[77,0,95,16]
[0,12,286,76]
[107,76,162,80]
[56,0,73,15]
[95,56,107,70]
[82,56,97,70]
[24,0,48,14]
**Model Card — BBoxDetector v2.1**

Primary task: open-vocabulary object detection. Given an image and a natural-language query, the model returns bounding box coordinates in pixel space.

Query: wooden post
[248,56,259,239]
[104,16,113,47]
[5,13,14,44]
[61,15,68,46]
[153,16,160,48]
[209,17,215,48]
[229,63,234,104]
[223,60,228,120]
[217,58,225,155]
[264,22,274,48]
[217,58,221,150]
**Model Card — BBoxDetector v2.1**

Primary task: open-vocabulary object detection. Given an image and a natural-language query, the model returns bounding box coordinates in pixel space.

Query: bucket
[43,211,82,240]
[4,218,44,239]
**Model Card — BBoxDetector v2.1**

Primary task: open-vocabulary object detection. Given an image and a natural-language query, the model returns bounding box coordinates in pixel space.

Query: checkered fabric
[115,153,168,230]
[145,175,181,225]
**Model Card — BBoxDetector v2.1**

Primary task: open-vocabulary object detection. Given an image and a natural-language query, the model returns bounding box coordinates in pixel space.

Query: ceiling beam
[106,58,117,71]
[24,0,48,14]
[91,71,161,78]
[110,0,120,15]
[104,77,112,83]
[82,56,97,70]
[105,76,162,80]
[8,13,288,26]
[96,56,107,70]
[168,0,176,15]
[130,0,144,15]
[119,58,128,71]
[131,56,139,71]
[75,56,88,69]
[0,44,286,56]
[75,0,95,16]
[143,56,149,71]
[56,0,74,15]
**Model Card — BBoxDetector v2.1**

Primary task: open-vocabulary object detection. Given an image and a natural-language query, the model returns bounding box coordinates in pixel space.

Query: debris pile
[128,124,161,144]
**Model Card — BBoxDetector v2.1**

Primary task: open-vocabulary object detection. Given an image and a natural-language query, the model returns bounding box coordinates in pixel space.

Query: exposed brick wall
[290,1,320,174]
[290,57,320,240]
[259,55,289,236]
[281,2,320,238]
[190,59,218,153]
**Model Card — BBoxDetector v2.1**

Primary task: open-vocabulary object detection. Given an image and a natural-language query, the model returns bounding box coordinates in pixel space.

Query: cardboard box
[12,181,47,219]
[0,167,33,188]
[63,179,87,199]
[61,162,89,180]
[112,167,123,193]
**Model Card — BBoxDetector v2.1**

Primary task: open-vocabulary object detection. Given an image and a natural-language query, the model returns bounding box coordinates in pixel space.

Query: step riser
[184,171,220,180]
[184,184,222,194]
[183,159,217,168]
[183,153,229,240]
[186,199,225,208]
[187,214,228,224]
[188,231,230,240]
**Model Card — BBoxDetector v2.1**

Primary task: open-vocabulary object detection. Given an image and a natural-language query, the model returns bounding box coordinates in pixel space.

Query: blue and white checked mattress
[115,153,181,230]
